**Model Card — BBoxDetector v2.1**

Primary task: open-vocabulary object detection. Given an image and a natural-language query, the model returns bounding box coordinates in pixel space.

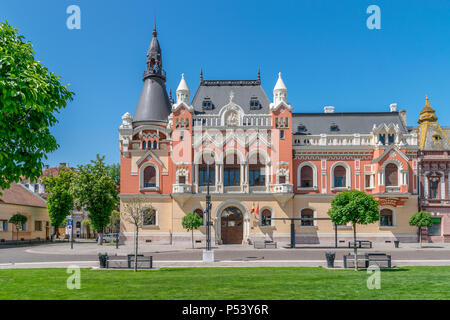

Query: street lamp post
[203,163,214,262]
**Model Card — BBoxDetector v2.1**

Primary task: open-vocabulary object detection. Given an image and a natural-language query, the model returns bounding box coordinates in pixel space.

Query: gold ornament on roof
[418,94,438,124]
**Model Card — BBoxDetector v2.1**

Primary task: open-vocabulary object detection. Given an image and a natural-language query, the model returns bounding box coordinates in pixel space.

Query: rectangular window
[35,221,43,231]
[380,215,393,226]
[0,220,8,232]
[279,176,286,184]
[224,168,240,186]
[388,134,395,145]
[22,222,27,231]
[280,130,285,139]
[178,176,186,184]
[428,221,441,236]
[199,167,215,186]
[365,174,374,188]
[249,168,265,186]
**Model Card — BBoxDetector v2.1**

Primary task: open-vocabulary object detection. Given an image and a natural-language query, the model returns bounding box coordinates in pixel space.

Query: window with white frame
[143,208,157,226]
[300,208,314,226]
[0,220,8,232]
[379,208,394,227]
[385,163,399,187]
[260,209,272,227]
[333,165,347,188]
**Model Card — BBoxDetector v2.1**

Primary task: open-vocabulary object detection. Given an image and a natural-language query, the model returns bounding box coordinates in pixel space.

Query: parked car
[95,233,118,243]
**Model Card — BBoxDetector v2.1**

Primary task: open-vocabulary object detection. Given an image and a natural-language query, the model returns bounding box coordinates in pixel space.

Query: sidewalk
[24,241,450,256]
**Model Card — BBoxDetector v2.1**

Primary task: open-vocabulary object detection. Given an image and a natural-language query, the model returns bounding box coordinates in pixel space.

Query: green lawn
[0,267,449,299]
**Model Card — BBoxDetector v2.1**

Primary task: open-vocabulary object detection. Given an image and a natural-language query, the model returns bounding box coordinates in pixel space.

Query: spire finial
[257,68,260,82]
[200,69,203,82]
[152,16,157,37]
[418,93,438,124]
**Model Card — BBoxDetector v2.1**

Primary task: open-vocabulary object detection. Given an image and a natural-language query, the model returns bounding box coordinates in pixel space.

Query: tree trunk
[419,226,422,248]
[134,225,138,272]
[98,226,103,245]
[353,222,358,271]
[192,229,194,249]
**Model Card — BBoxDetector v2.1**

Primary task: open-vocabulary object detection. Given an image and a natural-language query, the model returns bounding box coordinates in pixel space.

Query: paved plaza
[2,241,450,269]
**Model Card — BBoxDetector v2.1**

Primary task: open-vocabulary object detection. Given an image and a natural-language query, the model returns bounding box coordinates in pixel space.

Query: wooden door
[220,207,243,244]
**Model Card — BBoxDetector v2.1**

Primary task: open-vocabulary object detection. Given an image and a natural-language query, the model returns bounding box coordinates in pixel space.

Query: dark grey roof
[133,77,171,123]
[292,112,408,135]
[191,80,271,115]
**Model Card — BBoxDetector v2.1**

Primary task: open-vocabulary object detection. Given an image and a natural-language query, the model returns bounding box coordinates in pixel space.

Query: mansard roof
[191,79,271,115]
[292,112,409,135]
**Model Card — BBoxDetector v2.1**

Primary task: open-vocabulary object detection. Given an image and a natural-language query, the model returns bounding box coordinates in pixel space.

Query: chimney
[59,163,66,167]
[324,106,335,113]
[44,165,49,170]
[390,103,397,112]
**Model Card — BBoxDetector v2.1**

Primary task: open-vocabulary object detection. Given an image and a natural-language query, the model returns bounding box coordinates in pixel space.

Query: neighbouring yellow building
[0,183,50,241]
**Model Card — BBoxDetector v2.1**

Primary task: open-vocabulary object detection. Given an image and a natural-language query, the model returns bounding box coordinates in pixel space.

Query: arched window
[333,165,346,188]
[224,154,241,186]
[76,221,81,229]
[260,209,272,226]
[142,141,146,149]
[194,208,204,225]
[143,166,156,188]
[249,154,265,186]
[300,208,314,226]
[143,208,156,225]
[199,153,215,186]
[300,166,313,188]
[153,141,158,149]
[380,209,393,226]
[385,163,398,187]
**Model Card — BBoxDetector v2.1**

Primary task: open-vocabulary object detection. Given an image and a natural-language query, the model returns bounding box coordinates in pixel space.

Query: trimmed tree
[9,213,27,240]
[0,21,74,192]
[409,211,432,248]
[328,190,379,270]
[73,155,117,245]
[42,167,75,241]
[182,212,203,249]
[122,197,154,272]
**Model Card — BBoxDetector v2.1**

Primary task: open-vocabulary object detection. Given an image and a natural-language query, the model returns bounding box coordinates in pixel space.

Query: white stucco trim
[139,162,160,191]
[330,161,351,189]
[297,162,318,190]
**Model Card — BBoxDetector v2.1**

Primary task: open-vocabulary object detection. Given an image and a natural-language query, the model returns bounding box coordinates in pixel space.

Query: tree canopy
[73,155,117,241]
[328,190,379,226]
[0,21,74,191]
[42,167,75,235]
[409,211,432,228]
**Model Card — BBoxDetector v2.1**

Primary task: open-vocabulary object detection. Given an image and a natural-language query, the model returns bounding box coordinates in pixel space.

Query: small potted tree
[9,214,28,241]
[409,211,432,248]
[182,212,203,249]
[328,190,379,270]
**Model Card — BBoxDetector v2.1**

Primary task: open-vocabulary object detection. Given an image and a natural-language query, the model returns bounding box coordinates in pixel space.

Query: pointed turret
[273,72,287,104]
[176,73,190,104]
[133,24,171,123]
[418,94,438,124]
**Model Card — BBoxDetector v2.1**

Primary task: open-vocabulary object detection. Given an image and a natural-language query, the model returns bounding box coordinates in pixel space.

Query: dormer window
[330,123,339,132]
[202,98,213,110]
[297,124,307,133]
[249,97,261,110]
[388,134,395,145]
[379,134,386,145]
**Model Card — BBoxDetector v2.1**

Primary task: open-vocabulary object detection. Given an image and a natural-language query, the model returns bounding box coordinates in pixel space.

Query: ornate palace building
[417,96,450,242]
[119,27,422,245]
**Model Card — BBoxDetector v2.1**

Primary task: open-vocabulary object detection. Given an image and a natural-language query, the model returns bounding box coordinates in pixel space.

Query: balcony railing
[172,184,192,194]
[385,186,401,193]
[271,184,294,193]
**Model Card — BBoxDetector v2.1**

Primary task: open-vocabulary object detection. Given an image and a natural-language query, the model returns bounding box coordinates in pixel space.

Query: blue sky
[1,0,449,167]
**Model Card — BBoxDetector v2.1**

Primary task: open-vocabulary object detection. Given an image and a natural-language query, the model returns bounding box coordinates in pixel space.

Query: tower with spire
[133,23,171,124]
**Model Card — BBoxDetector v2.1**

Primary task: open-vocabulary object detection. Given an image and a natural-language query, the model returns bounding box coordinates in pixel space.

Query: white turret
[176,73,190,104]
[273,72,287,104]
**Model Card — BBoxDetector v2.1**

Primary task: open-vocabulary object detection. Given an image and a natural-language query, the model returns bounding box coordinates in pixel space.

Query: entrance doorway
[220,206,243,244]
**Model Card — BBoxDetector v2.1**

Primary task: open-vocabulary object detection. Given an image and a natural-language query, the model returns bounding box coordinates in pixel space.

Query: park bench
[103,254,153,269]
[343,252,392,269]
[367,253,391,269]
[348,240,372,249]
[254,240,277,249]
[343,253,368,269]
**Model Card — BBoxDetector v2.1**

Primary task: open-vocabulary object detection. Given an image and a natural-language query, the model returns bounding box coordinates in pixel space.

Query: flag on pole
[255,203,259,216]
[250,203,255,214]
